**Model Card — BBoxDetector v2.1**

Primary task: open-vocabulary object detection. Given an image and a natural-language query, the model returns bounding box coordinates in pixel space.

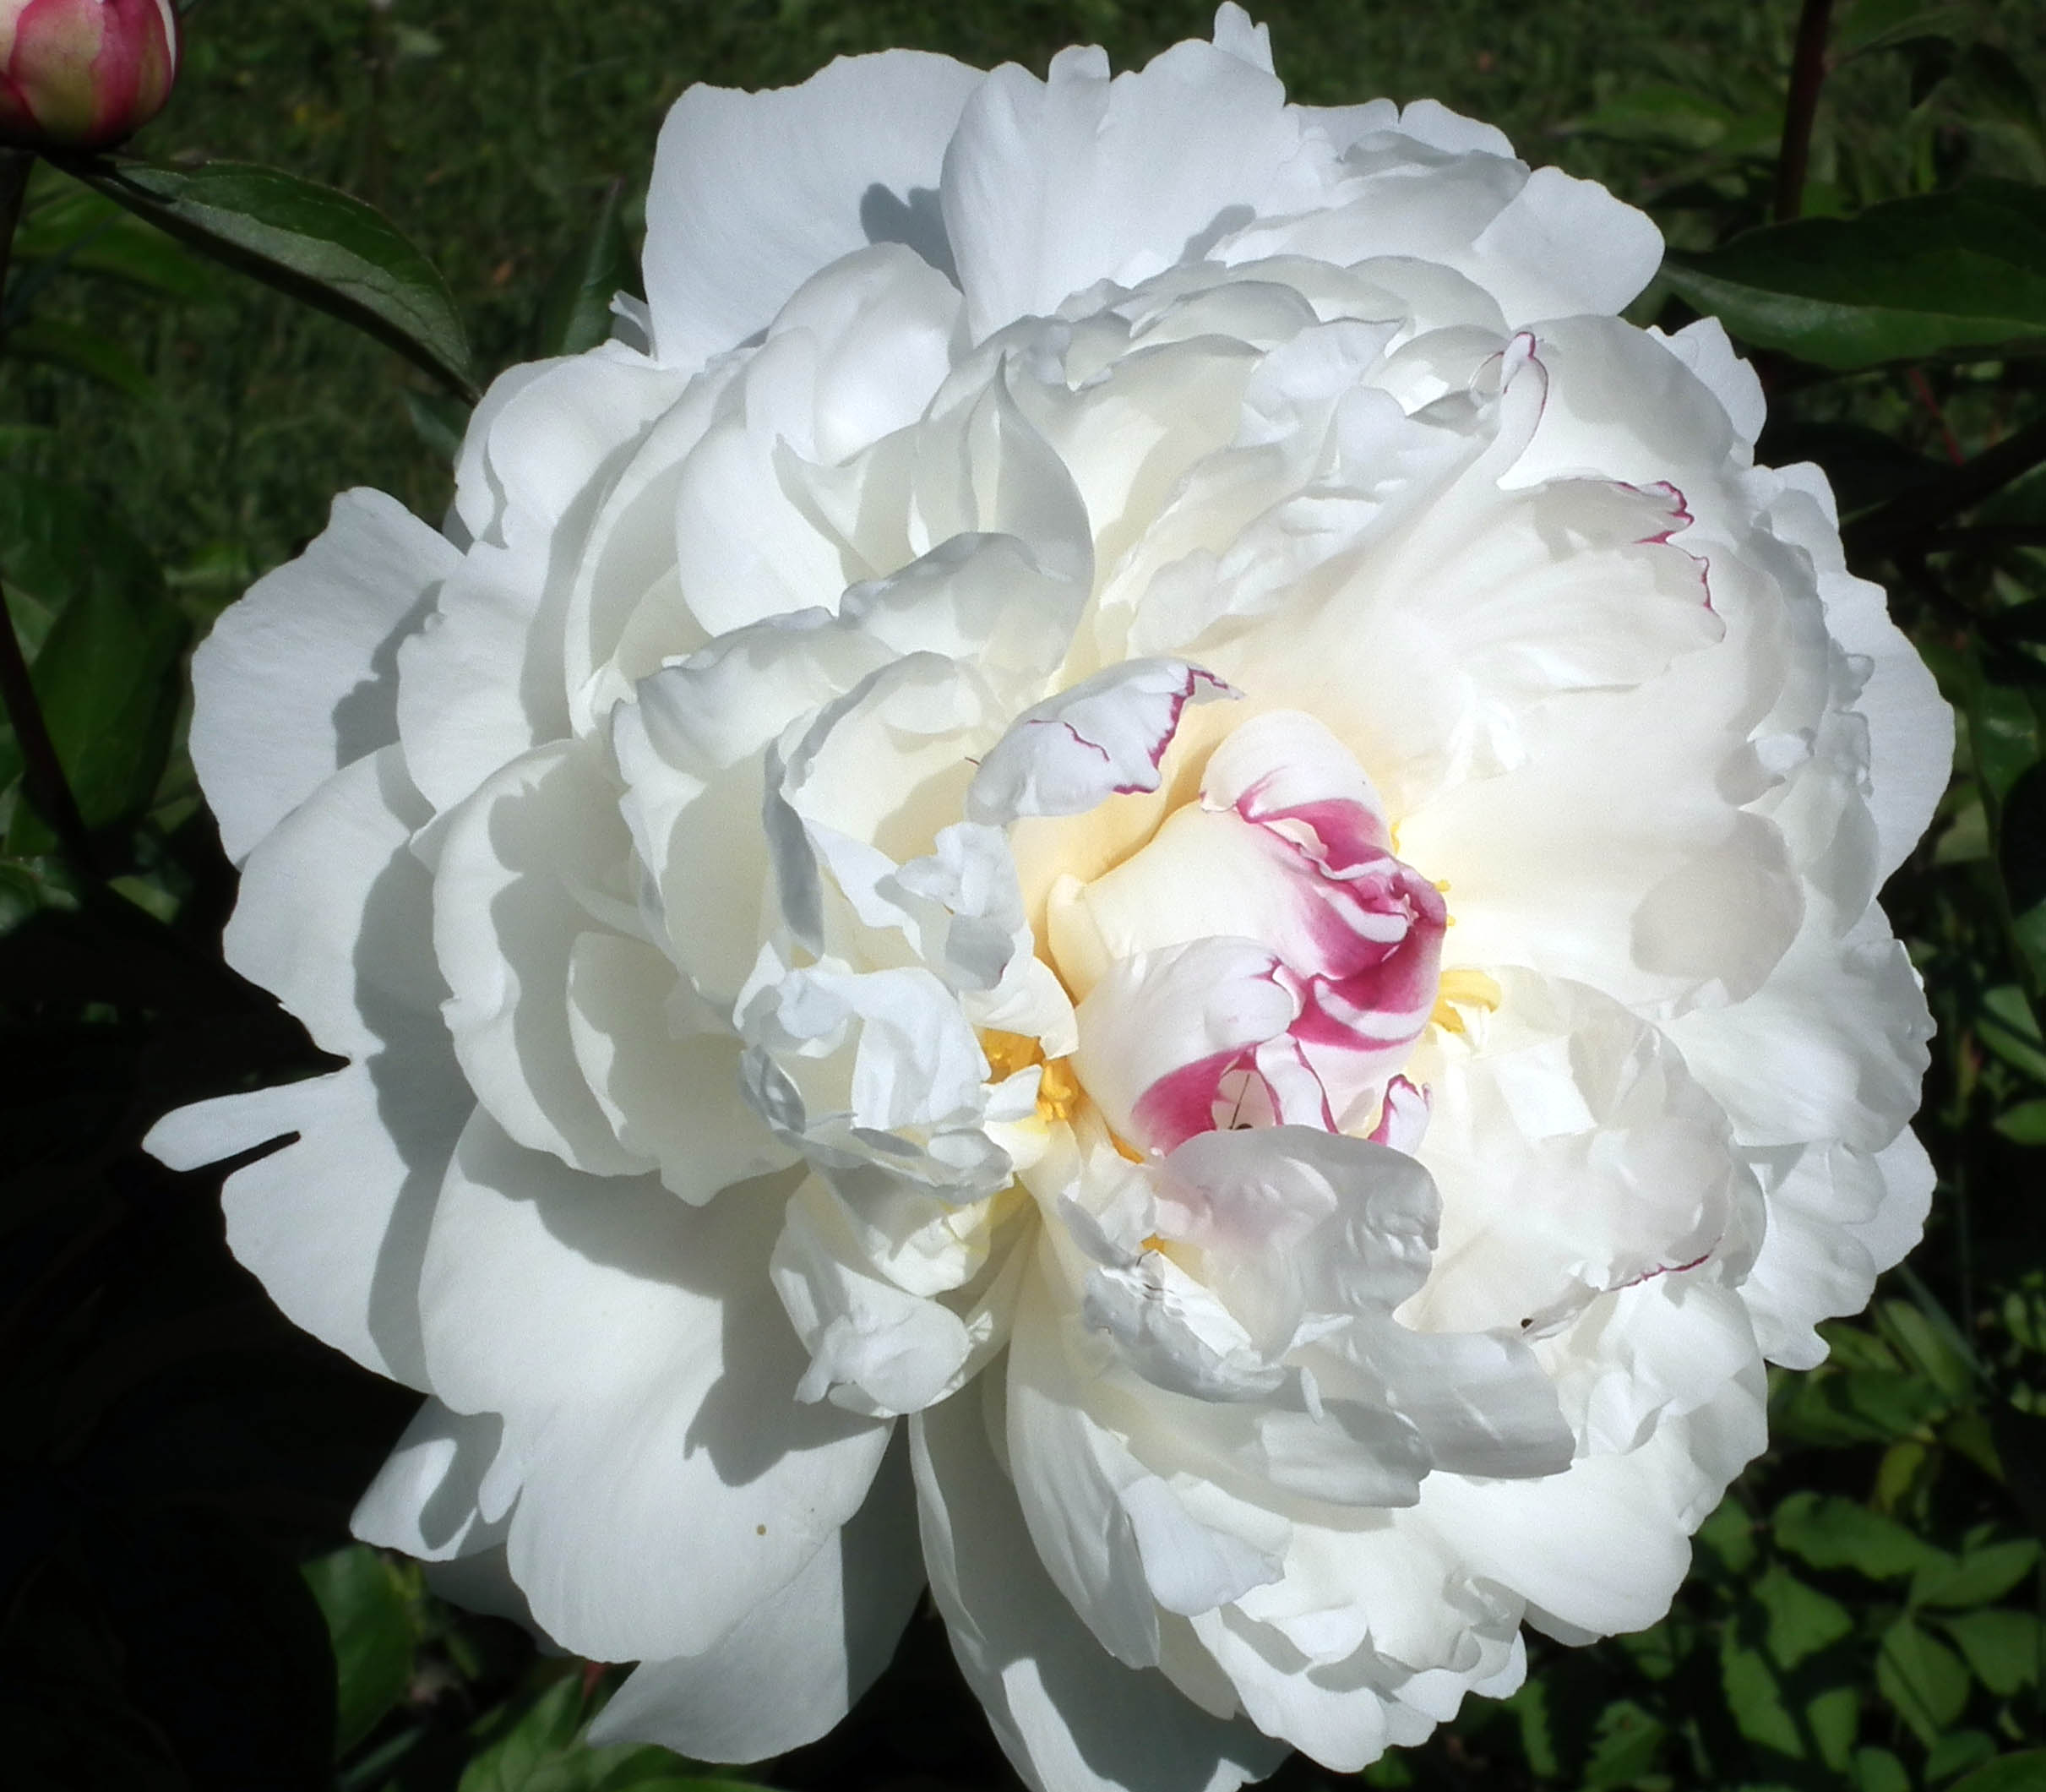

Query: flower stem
[1773,0,1834,223]
[0,148,103,880]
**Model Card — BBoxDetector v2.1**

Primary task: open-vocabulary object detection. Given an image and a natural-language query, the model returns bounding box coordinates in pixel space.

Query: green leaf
[302,1544,415,1756]
[1913,1538,2042,1609]
[1855,1746,1914,1792]
[535,177,632,358]
[1775,1362,1952,1443]
[0,477,186,836]
[1981,986,2046,1087]
[3,319,156,401]
[1831,0,1974,61]
[1948,1751,2046,1792]
[1877,1615,1973,1746]
[457,1676,748,1792]
[1878,1294,1978,1403]
[1695,1493,1760,1577]
[1720,1566,1860,1768]
[1582,1699,1666,1787]
[1930,1735,2002,1787]
[14,170,217,302]
[1559,86,1771,154]
[77,159,476,400]
[1994,1098,2046,1144]
[404,388,471,464]
[1660,182,2046,371]
[1936,1610,2044,1697]
[1775,1490,1951,1580]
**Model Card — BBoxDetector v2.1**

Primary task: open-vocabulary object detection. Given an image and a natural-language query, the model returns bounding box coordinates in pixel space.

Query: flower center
[1039,711,1447,1155]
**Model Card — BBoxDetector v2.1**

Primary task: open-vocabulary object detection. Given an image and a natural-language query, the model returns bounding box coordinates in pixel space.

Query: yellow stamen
[1037,1056,1081,1122]
[1430,967,1504,1035]
[981,1029,1083,1125]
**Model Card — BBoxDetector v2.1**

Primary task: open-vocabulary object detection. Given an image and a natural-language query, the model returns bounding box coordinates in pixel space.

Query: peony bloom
[148,9,1952,1787]
[0,0,179,151]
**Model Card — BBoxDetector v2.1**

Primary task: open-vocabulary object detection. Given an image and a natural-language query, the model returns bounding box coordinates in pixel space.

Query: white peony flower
[147,8,1954,1788]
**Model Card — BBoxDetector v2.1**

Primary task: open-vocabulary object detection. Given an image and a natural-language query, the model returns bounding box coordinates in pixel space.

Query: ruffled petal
[913,1381,1287,1792]
[941,32,1307,339]
[417,1114,893,1662]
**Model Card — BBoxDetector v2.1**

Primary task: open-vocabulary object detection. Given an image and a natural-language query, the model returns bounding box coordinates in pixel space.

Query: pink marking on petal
[1111,667,1238,793]
[1367,1076,1430,1152]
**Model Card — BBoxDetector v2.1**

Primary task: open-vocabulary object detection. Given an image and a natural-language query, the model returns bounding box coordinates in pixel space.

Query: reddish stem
[1774,0,1835,223]
[1908,367,1966,466]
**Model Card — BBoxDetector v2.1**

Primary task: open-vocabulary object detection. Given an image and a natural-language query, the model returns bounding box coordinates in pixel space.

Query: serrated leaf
[302,1544,415,1755]
[1775,1490,1951,1580]
[1913,1539,2042,1609]
[1949,1751,2046,1792]
[1877,1616,1973,1745]
[535,177,631,358]
[1661,182,2046,371]
[78,159,475,399]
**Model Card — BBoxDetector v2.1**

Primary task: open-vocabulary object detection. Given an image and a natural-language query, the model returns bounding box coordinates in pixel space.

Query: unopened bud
[0,0,181,152]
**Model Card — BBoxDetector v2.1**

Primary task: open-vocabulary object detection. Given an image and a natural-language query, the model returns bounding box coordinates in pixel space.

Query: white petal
[1467,165,1663,322]
[1766,462,1956,881]
[1666,904,1932,1152]
[433,742,649,1176]
[148,744,464,1388]
[567,931,792,1203]
[772,1176,974,1414]
[587,1435,924,1763]
[398,351,688,813]
[1069,937,1296,1146]
[352,1399,510,1561]
[913,1382,1287,1792]
[223,744,438,1060]
[1407,971,1750,1336]
[940,36,1304,339]
[418,1114,893,1662]
[645,52,983,368]
[191,490,455,863]
[968,658,1235,825]
[1651,317,1765,449]
[145,1049,465,1389]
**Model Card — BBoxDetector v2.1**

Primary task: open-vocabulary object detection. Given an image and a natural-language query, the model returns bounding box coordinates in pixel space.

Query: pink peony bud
[0,0,180,151]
